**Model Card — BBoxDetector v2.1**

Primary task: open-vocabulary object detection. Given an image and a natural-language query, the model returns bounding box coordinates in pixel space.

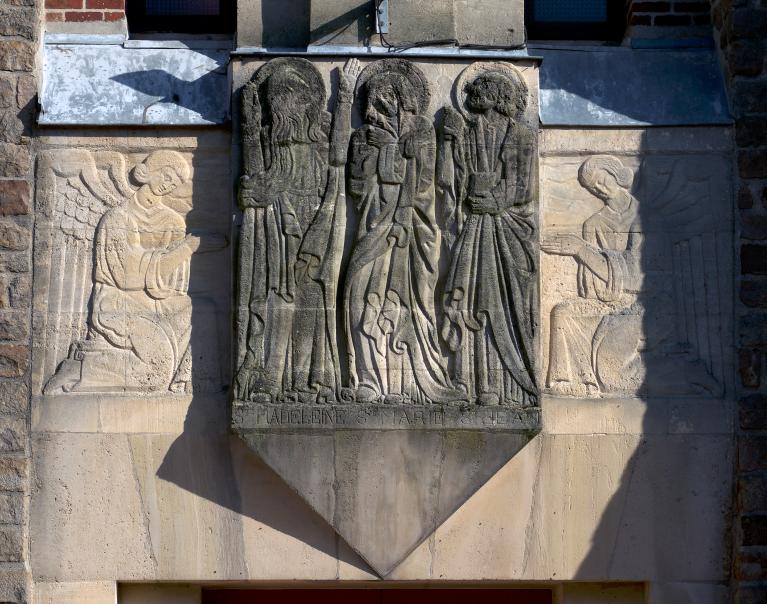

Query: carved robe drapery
[344,114,456,403]
[547,198,644,394]
[89,195,195,389]
[442,117,538,406]
[236,58,353,402]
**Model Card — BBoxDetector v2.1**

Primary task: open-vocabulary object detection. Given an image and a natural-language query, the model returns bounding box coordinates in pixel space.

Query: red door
[202,588,553,604]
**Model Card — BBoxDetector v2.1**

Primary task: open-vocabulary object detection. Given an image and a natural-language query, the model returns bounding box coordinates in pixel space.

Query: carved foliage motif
[234,58,539,409]
[39,149,227,394]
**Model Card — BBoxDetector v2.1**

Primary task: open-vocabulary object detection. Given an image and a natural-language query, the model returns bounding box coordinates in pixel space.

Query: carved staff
[235,81,263,370]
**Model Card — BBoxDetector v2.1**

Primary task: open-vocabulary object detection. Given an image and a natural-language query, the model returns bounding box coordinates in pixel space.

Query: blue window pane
[534,0,607,23]
[146,0,220,16]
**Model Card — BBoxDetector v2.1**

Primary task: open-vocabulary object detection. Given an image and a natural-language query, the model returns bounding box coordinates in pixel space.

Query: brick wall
[710,0,767,602]
[45,0,124,25]
[628,0,712,28]
[0,0,36,601]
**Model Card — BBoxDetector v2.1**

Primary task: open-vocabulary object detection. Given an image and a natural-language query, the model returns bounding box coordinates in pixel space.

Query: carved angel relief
[40,149,227,395]
[542,155,725,398]
[234,58,540,417]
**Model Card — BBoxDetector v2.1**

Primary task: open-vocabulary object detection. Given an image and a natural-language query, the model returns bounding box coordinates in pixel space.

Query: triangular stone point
[235,405,539,576]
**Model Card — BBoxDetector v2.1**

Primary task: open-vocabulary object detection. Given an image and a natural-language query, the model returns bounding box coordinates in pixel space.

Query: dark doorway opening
[202,588,553,604]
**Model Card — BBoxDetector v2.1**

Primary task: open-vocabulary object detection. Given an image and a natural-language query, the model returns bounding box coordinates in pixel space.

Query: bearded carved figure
[235,57,360,404]
[438,62,539,407]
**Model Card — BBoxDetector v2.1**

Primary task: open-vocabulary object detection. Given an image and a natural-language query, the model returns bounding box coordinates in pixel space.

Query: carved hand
[367,128,397,149]
[400,132,418,158]
[540,233,586,257]
[468,194,499,215]
[239,174,272,209]
[339,58,362,97]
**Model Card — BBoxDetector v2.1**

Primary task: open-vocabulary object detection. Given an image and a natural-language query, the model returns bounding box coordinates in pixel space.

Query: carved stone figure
[344,59,458,405]
[438,62,538,407]
[43,150,226,394]
[542,156,643,396]
[235,57,360,404]
[542,155,724,397]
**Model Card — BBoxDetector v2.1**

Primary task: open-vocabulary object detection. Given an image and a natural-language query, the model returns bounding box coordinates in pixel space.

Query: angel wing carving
[35,149,134,385]
[636,156,727,396]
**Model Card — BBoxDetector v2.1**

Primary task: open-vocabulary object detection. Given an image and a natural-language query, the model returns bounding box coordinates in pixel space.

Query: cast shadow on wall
[555,131,735,588]
[150,148,375,575]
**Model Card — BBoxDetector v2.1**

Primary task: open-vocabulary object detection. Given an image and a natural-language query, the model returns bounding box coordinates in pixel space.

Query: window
[525,0,624,41]
[127,0,234,34]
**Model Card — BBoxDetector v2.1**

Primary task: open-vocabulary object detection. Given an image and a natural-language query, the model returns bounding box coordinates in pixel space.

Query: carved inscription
[234,58,540,421]
[234,402,541,431]
[40,149,227,394]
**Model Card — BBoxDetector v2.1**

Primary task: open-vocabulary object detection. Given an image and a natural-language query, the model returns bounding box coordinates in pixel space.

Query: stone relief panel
[541,148,732,399]
[233,58,541,430]
[34,142,230,396]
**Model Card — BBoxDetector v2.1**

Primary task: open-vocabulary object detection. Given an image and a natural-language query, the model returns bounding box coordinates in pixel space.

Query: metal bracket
[375,0,389,35]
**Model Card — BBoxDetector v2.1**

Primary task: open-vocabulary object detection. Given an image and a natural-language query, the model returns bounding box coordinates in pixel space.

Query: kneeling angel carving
[542,154,724,397]
[42,150,226,394]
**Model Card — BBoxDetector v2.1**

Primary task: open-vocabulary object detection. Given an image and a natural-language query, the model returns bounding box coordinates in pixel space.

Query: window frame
[524,0,625,41]
[126,0,235,35]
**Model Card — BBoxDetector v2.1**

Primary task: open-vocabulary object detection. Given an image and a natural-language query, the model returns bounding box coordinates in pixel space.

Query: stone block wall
[0,1,37,602]
[710,0,767,601]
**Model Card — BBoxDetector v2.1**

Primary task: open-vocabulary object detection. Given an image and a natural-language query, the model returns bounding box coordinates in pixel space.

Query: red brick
[103,10,123,21]
[45,0,81,7]
[86,0,123,8]
[630,14,652,25]
[674,1,711,13]
[740,435,767,473]
[632,2,671,12]
[740,150,767,179]
[654,14,692,25]
[64,10,102,21]
[45,11,64,21]
[0,345,27,378]
[740,348,762,388]
[0,181,29,216]
[742,244,767,275]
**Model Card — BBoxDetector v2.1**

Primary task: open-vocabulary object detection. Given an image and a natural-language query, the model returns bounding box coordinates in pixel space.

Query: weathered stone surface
[0,418,25,453]
[232,57,540,574]
[0,144,29,178]
[0,41,33,72]
[36,147,229,396]
[0,180,30,216]
[0,219,27,251]
[0,527,22,562]
[34,581,116,604]
[0,492,22,524]
[0,568,27,604]
[0,344,26,377]
[30,398,733,583]
[541,131,732,399]
[0,379,27,416]
[0,457,26,491]
[0,7,34,41]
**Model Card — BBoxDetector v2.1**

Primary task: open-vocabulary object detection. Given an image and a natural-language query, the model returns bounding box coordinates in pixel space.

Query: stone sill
[39,41,231,126]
